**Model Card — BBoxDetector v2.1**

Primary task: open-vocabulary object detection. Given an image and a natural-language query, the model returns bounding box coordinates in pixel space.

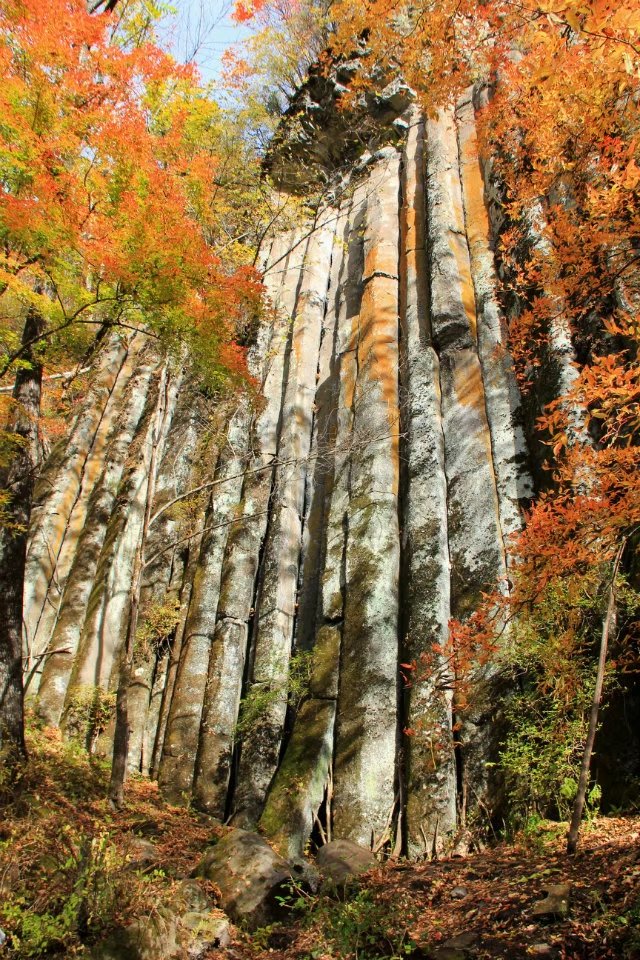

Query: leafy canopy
[315,0,640,816]
[0,0,265,391]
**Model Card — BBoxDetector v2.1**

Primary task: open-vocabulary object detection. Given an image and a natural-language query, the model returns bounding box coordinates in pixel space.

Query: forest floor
[219,813,640,960]
[1,724,639,959]
[0,722,226,957]
[219,815,640,960]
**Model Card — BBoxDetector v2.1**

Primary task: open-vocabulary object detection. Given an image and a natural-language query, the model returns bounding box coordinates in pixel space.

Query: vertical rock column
[126,390,221,775]
[456,91,533,547]
[258,201,353,859]
[293,204,351,658]
[63,368,180,712]
[23,334,134,681]
[186,230,308,815]
[400,114,457,856]
[151,231,287,788]
[333,149,402,848]
[426,109,507,823]
[233,214,337,826]
[148,403,226,783]
[35,353,157,724]
[260,186,368,849]
[158,399,251,803]
[315,180,368,691]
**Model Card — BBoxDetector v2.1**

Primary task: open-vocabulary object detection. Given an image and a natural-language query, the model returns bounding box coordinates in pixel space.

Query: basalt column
[35,350,157,724]
[62,366,180,721]
[426,107,509,825]
[455,91,533,547]
[400,112,457,857]
[259,199,355,859]
[160,230,310,806]
[126,386,233,776]
[187,229,309,816]
[156,401,250,801]
[332,148,402,849]
[24,335,137,689]
[233,213,337,825]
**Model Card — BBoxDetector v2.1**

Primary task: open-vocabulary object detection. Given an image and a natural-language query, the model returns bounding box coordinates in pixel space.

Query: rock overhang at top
[263,47,417,193]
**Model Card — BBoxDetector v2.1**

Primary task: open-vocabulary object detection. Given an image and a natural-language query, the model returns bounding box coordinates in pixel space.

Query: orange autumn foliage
[324,0,640,631]
[0,0,264,395]
[233,0,270,22]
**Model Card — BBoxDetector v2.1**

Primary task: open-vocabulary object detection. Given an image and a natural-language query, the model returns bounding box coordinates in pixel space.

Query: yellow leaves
[563,9,582,31]
[621,158,640,190]
[535,0,569,12]
[532,60,555,84]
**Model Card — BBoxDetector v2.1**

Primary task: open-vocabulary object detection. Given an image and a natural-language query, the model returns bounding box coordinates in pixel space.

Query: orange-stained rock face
[457,101,491,256]
[455,91,534,558]
[357,279,400,496]
[453,349,490,425]
[27,93,537,860]
[449,224,478,342]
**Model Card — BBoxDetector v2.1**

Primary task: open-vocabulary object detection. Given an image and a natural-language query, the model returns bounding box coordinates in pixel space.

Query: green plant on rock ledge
[64,685,116,753]
[235,649,314,740]
[134,597,181,664]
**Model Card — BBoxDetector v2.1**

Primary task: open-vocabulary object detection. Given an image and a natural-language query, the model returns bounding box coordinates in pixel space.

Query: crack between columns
[435,360,463,826]
[330,196,365,842]
[224,237,306,821]
[29,339,134,655]
[396,149,410,857]
[454,101,509,574]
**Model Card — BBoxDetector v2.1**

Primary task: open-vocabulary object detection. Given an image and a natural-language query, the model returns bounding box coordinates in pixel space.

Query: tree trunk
[108,365,168,808]
[566,539,626,856]
[0,308,45,768]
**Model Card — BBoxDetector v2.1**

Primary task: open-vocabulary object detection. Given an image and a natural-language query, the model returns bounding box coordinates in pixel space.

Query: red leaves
[0,0,261,390]
[232,0,268,22]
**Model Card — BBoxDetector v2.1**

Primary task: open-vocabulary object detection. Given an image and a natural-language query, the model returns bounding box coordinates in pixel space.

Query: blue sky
[162,0,252,86]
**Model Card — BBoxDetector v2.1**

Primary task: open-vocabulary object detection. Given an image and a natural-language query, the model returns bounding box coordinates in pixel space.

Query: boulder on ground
[90,879,227,960]
[194,828,292,930]
[126,837,160,872]
[91,908,179,960]
[315,839,376,884]
[182,911,230,957]
[531,883,571,920]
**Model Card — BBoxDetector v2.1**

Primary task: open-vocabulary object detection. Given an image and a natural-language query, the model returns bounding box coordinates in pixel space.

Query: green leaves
[0,0,269,413]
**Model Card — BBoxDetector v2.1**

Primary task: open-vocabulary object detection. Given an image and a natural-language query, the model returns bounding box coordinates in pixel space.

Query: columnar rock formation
[26,87,535,857]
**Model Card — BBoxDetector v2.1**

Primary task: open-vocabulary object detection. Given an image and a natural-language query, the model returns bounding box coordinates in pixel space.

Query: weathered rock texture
[26,87,537,856]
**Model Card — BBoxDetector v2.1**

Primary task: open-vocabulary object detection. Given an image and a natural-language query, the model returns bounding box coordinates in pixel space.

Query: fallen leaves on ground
[217,816,640,960]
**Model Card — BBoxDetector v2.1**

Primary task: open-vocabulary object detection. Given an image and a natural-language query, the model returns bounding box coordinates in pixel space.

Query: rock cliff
[25,80,542,858]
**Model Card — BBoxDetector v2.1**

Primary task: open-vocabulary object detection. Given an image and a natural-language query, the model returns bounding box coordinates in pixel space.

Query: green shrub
[64,685,116,751]
[235,650,314,740]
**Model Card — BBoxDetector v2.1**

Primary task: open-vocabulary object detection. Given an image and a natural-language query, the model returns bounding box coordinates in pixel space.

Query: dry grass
[0,718,221,957]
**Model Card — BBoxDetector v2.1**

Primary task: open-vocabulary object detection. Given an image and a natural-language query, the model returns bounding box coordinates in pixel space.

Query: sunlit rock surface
[27,86,537,856]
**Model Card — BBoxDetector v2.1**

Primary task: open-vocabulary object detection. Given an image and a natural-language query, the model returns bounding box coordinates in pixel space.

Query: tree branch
[566,537,627,855]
